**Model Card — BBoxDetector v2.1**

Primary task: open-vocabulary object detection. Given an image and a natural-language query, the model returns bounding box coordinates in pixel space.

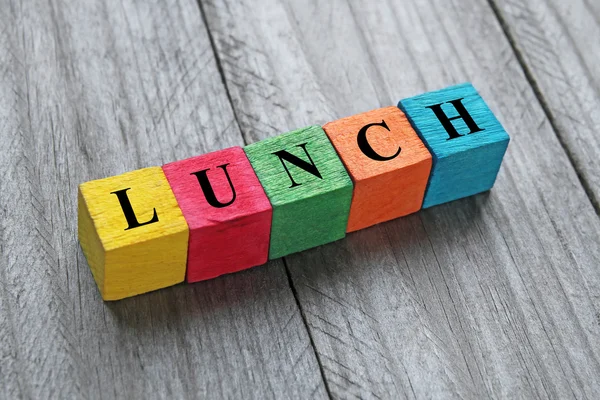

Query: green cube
[244,126,353,259]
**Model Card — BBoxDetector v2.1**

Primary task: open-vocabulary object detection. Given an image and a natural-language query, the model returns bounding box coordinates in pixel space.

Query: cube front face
[244,126,353,259]
[78,167,188,300]
[399,83,510,208]
[162,147,272,282]
[78,190,106,294]
[323,107,432,232]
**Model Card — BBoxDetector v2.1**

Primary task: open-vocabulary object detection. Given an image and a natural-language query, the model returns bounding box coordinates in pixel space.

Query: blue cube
[398,83,510,208]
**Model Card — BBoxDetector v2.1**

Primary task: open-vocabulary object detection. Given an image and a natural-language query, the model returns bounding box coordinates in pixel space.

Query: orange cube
[323,107,432,232]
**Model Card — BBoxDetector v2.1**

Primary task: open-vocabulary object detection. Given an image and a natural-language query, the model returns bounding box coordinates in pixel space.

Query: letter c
[356,120,401,161]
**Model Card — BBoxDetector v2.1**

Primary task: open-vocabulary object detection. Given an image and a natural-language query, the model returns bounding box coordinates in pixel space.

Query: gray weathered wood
[203,0,600,398]
[3,0,600,397]
[0,0,326,398]
[491,0,600,212]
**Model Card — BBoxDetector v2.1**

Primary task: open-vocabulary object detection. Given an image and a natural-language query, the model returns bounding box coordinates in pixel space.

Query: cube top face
[162,146,272,230]
[244,125,353,206]
[78,167,188,251]
[398,83,510,159]
[323,106,431,181]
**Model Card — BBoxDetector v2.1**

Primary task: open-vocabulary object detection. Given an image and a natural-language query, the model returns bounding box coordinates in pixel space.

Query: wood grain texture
[490,0,600,212]
[323,106,432,232]
[79,167,189,300]
[399,83,510,208]
[162,147,272,283]
[2,0,600,397]
[244,125,353,259]
[0,0,326,398]
[203,0,600,398]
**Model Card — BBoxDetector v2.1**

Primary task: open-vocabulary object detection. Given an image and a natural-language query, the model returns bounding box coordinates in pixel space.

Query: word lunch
[78,83,510,300]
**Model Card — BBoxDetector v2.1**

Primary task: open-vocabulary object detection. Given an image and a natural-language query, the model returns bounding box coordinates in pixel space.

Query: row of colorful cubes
[78,83,510,300]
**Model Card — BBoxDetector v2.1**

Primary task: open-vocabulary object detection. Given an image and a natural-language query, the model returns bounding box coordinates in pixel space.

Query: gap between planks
[487,0,600,217]
[195,0,335,397]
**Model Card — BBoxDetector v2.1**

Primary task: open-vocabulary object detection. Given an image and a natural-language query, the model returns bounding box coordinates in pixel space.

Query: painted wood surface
[399,83,510,208]
[0,0,326,398]
[244,126,353,259]
[1,0,600,399]
[79,167,189,300]
[203,0,600,398]
[323,106,432,232]
[163,147,272,283]
[491,0,600,212]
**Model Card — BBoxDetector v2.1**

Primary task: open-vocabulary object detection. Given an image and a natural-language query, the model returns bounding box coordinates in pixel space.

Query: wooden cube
[162,147,272,283]
[399,83,510,208]
[323,107,432,232]
[244,126,353,259]
[78,167,189,300]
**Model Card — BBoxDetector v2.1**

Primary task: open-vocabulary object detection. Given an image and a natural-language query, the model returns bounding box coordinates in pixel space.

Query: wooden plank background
[1,0,598,398]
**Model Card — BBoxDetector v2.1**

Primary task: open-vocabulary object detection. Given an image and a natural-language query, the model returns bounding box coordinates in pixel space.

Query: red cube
[163,147,272,283]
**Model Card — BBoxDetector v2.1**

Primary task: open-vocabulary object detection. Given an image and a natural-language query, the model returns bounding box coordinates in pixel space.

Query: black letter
[110,188,159,230]
[426,98,484,140]
[190,163,237,208]
[272,143,323,188]
[356,119,401,161]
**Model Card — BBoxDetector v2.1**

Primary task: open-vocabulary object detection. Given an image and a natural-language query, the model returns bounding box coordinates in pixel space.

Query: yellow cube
[78,167,189,300]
